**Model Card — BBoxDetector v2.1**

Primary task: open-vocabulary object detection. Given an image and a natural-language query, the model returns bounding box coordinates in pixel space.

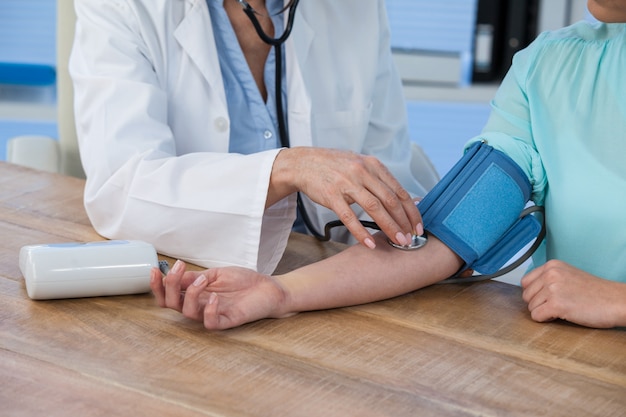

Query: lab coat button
[214,117,229,132]
[264,130,273,139]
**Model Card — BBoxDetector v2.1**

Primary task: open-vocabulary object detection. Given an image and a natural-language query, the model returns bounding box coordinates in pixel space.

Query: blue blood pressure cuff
[417,141,541,275]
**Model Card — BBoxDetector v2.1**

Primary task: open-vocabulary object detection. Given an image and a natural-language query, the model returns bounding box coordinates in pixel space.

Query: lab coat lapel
[174,0,227,107]
[286,3,314,147]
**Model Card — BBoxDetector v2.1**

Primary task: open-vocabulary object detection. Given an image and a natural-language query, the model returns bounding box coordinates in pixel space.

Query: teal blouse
[468,21,626,282]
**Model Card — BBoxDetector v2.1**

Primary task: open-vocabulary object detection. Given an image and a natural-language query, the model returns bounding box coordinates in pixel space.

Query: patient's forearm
[275,232,463,315]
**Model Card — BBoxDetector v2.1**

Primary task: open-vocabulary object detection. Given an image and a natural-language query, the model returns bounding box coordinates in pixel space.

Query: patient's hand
[521,260,626,328]
[150,260,291,330]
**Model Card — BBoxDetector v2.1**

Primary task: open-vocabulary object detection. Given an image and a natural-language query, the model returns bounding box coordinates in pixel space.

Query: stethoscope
[236,0,426,251]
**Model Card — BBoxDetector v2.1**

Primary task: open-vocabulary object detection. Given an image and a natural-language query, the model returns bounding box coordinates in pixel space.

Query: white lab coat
[71,0,439,274]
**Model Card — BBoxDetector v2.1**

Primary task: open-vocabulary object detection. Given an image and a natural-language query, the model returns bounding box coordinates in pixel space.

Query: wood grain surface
[1,162,625,417]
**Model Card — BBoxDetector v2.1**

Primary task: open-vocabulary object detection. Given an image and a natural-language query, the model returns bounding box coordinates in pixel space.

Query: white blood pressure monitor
[19,240,159,300]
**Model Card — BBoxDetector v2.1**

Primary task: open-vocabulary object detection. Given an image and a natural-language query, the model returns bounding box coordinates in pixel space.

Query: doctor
[70,0,438,274]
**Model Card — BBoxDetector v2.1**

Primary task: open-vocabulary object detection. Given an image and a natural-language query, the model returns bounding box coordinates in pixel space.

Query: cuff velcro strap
[418,141,540,274]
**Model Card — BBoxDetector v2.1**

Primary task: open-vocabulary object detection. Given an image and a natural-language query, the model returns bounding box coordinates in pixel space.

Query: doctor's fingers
[327,200,378,248]
[325,199,405,250]
[333,183,419,248]
[357,171,423,239]
[317,158,421,244]
[342,154,422,238]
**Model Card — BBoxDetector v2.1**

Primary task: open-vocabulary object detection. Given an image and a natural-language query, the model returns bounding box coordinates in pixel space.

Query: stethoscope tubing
[240,0,342,240]
[238,0,299,149]
[240,0,300,47]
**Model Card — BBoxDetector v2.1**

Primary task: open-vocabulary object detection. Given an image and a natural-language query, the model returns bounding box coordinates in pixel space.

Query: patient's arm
[151,142,536,330]
[151,232,463,330]
[278,232,462,314]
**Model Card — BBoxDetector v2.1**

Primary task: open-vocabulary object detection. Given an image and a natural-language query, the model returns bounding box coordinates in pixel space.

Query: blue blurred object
[386,0,477,52]
[0,0,57,86]
[386,0,478,85]
[0,63,56,86]
[406,101,491,176]
[0,0,58,162]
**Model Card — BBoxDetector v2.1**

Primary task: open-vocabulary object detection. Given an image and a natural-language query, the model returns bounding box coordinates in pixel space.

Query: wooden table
[1,161,625,417]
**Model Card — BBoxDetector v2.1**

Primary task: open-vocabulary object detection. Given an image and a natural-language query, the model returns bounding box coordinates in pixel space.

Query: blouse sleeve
[465,33,549,206]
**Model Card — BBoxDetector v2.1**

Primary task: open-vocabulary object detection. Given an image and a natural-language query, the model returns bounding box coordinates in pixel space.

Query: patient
[151,0,626,330]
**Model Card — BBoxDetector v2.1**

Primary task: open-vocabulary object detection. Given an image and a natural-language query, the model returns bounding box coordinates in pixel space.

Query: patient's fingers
[182,274,209,321]
[150,267,166,307]
[163,260,186,311]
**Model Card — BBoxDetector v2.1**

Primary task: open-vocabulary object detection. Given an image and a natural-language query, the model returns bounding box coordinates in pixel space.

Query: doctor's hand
[267,147,423,249]
[521,260,626,329]
[150,260,292,330]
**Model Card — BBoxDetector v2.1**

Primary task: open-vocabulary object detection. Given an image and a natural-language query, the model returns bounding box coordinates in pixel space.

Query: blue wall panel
[407,100,491,176]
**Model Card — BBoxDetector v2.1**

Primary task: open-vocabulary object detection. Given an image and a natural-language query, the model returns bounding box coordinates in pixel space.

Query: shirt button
[264,130,273,139]
[214,117,229,132]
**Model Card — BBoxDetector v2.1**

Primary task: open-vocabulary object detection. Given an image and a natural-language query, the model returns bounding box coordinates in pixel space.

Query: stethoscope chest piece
[387,234,428,251]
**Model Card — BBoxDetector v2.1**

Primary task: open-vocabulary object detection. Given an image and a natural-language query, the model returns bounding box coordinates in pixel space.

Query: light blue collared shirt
[207,1,307,231]
[207,0,285,154]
